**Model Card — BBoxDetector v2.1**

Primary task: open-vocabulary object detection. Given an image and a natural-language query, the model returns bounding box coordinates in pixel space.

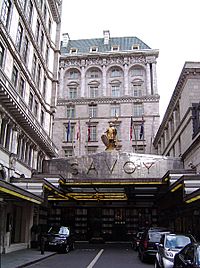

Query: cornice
[57,95,160,106]
[60,51,159,68]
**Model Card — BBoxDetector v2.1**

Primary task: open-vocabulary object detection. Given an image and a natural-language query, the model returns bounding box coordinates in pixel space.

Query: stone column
[59,66,65,98]
[102,63,107,96]
[146,63,151,95]
[173,110,177,131]
[152,62,158,94]
[81,66,85,97]
[124,61,129,95]
[32,146,39,170]
[11,126,18,154]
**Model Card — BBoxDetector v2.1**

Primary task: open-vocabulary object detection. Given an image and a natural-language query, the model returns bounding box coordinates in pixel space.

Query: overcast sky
[60,0,200,120]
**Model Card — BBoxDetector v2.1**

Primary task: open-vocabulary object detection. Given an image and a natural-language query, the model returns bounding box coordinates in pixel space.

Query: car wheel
[155,259,161,268]
[65,244,70,253]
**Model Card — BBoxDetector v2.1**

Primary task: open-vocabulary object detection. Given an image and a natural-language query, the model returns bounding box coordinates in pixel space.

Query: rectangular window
[40,110,44,126]
[69,87,77,99]
[111,45,119,51]
[22,36,29,63]
[40,31,44,52]
[16,23,23,51]
[0,43,5,67]
[36,64,41,87]
[90,125,97,142]
[133,103,143,117]
[48,19,51,34]
[115,124,121,140]
[43,4,47,22]
[87,147,97,154]
[35,20,40,43]
[67,106,75,118]
[64,148,74,157]
[70,48,77,54]
[45,45,49,64]
[12,66,18,87]
[133,85,142,97]
[18,77,25,97]
[90,86,98,98]
[29,91,33,110]
[27,0,33,23]
[42,76,46,99]
[111,85,120,97]
[66,124,75,142]
[89,105,97,118]
[111,105,120,117]
[34,99,38,117]
[1,0,11,28]
[20,0,27,11]
[32,54,37,79]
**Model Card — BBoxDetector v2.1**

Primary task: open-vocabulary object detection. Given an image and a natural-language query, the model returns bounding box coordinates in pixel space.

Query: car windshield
[197,247,200,265]
[165,235,191,249]
[149,231,169,242]
[48,226,70,236]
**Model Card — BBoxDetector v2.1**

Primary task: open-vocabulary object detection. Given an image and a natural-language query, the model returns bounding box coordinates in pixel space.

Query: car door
[174,244,194,268]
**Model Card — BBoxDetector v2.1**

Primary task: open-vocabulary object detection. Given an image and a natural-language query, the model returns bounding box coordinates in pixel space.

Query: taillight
[143,240,148,249]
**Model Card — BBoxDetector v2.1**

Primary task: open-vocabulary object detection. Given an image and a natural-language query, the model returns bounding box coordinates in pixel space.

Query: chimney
[62,33,70,47]
[103,30,110,45]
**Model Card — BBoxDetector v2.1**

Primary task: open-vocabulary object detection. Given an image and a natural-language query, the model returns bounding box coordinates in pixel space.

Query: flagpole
[133,121,137,153]
[150,116,155,153]
[79,118,81,156]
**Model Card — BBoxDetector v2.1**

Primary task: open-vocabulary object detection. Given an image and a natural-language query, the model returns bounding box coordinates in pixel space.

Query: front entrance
[48,206,158,242]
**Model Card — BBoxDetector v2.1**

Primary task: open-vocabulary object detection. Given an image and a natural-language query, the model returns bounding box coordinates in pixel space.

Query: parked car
[155,233,196,268]
[45,226,74,253]
[138,227,171,262]
[132,231,144,251]
[173,242,200,268]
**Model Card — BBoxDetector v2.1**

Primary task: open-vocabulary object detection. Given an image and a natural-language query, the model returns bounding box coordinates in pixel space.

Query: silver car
[155,233,195,268]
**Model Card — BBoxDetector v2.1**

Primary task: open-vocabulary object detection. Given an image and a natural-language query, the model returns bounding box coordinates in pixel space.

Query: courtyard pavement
[0,248,56,268]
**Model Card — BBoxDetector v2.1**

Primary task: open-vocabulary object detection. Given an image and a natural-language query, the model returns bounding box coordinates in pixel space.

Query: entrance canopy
[42,152,183,203]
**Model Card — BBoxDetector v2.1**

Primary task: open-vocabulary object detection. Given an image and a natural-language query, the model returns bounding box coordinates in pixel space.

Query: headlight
[164,250,174,259]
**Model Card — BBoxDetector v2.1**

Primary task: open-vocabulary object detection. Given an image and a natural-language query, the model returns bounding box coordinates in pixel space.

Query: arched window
[111,68,121,77]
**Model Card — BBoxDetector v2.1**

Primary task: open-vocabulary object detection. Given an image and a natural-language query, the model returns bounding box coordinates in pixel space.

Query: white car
[155,233,195,268]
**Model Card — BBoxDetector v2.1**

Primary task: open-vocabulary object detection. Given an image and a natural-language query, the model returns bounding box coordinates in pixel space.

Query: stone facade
[154,62,200,173]
[54,31,160,157]
[0,0,62,253]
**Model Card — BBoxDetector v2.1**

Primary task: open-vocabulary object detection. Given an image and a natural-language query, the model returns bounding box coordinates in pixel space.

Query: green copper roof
[61,36,151,54]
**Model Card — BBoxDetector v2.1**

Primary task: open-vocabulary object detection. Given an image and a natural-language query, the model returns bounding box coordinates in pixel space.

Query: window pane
[111,68,121,77]
[90,86,98,98]
[0,43,5,67]
[111,86,120,97]
[132,85,142,97]
[67,107,75,118]
[89,106,97,118]
[133,104,143,116]
[16,23,23,51]
[69,87,77,99]
[1,0,11,27]
[111,105,120,117]
[19,77,25,97]
[12,66,18,87]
